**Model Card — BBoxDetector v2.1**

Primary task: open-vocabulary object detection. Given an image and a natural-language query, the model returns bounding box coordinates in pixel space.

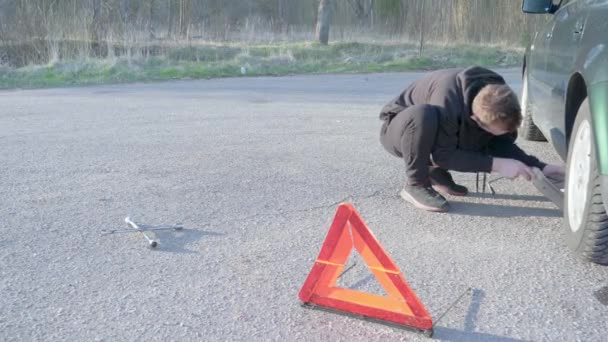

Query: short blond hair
[472,84,522,132]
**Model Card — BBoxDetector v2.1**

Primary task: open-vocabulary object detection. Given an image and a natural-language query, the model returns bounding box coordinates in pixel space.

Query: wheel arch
[564,73,587,145]
[588,81,608,175]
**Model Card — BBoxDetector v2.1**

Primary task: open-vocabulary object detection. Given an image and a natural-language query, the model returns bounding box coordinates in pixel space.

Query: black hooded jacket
[379,66,546,173]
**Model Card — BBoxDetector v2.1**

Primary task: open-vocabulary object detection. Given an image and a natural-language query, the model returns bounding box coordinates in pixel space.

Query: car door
[580,0,608,82]
[526,3,558,137]
[543,0,589,156]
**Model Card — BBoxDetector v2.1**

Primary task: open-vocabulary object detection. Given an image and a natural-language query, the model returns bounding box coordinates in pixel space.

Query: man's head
[471,84,522,136]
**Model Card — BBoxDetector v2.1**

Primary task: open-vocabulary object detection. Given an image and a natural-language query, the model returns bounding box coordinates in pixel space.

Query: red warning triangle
[298,202,433,331]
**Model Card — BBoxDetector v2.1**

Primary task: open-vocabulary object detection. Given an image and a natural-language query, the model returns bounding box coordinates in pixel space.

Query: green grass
[0,42,523,89]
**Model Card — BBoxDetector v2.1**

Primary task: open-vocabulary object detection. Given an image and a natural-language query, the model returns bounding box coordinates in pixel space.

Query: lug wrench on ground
[125,217,158,248]
[101,217,183,248]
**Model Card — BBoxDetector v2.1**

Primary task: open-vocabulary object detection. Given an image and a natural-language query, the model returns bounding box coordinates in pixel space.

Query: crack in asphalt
[199,188,390,230]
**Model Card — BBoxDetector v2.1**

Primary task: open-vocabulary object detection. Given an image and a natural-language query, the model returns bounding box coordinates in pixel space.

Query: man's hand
[492,157,534,180]
[542,164,565,179]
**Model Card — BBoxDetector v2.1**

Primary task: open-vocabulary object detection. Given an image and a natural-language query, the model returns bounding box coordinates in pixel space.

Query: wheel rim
[567,119,592,232]
[521,73,529,127]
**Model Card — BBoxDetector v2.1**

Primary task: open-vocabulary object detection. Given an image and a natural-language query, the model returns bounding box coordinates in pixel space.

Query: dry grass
[0,38,523,89]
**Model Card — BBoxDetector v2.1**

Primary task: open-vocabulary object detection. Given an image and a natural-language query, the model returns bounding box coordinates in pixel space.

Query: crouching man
[379,66,564,212]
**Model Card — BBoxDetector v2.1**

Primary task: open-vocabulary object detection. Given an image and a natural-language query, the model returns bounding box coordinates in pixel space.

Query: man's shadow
[151,228,224,254]
[593,285,608,306]
[468,192,550,202]
[448,200,561,218]
[433,289,528,341]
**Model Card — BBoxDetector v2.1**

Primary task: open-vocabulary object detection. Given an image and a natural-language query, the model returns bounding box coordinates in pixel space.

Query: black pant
[380,104,440,185]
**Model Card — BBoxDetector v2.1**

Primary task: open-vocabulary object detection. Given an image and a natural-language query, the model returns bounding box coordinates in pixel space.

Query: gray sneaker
[429,167,468,196]
[400,184,450,212]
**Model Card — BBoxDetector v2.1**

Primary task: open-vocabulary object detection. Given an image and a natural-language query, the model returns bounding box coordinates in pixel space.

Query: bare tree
[276,0,289,33]
[90,0,102,43]
[316,0,333,45]
[418,0,424,57]
[0,0,548,67]
[346,0,374,27]
[147,0,155,39]
[179,0,191,39]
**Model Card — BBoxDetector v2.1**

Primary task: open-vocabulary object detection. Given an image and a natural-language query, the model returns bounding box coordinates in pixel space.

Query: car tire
[520,68,547,141]
[564,98,608,264]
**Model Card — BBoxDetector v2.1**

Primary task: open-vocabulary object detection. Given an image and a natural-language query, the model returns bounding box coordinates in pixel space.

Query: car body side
[524,0,608,209]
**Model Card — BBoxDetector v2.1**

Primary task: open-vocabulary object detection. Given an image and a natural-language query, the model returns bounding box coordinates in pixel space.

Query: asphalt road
[1,69,608,341]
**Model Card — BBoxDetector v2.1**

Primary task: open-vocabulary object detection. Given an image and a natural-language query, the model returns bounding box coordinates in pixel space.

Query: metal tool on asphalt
[477,173,502,195]
[101,217,183,248]
[486,176,505,195]
[482,168,564,204]
[476,172,488,193]
[531,167,564,210]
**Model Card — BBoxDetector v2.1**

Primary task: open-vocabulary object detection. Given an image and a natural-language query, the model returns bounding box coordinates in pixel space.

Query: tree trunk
[179,0,191,39]
[418,0,425,57]
[168,0,173,38]
[348,0,374,28]
[315,0,333,45]
[148,0,155,40]
[277,0,288,33]
[90,0,101,43]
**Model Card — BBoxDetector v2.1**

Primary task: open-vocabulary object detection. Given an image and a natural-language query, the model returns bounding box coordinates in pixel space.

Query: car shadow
[448,201,561,218]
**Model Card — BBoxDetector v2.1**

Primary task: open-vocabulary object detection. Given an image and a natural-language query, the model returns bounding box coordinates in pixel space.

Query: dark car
[521,0,608,264]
